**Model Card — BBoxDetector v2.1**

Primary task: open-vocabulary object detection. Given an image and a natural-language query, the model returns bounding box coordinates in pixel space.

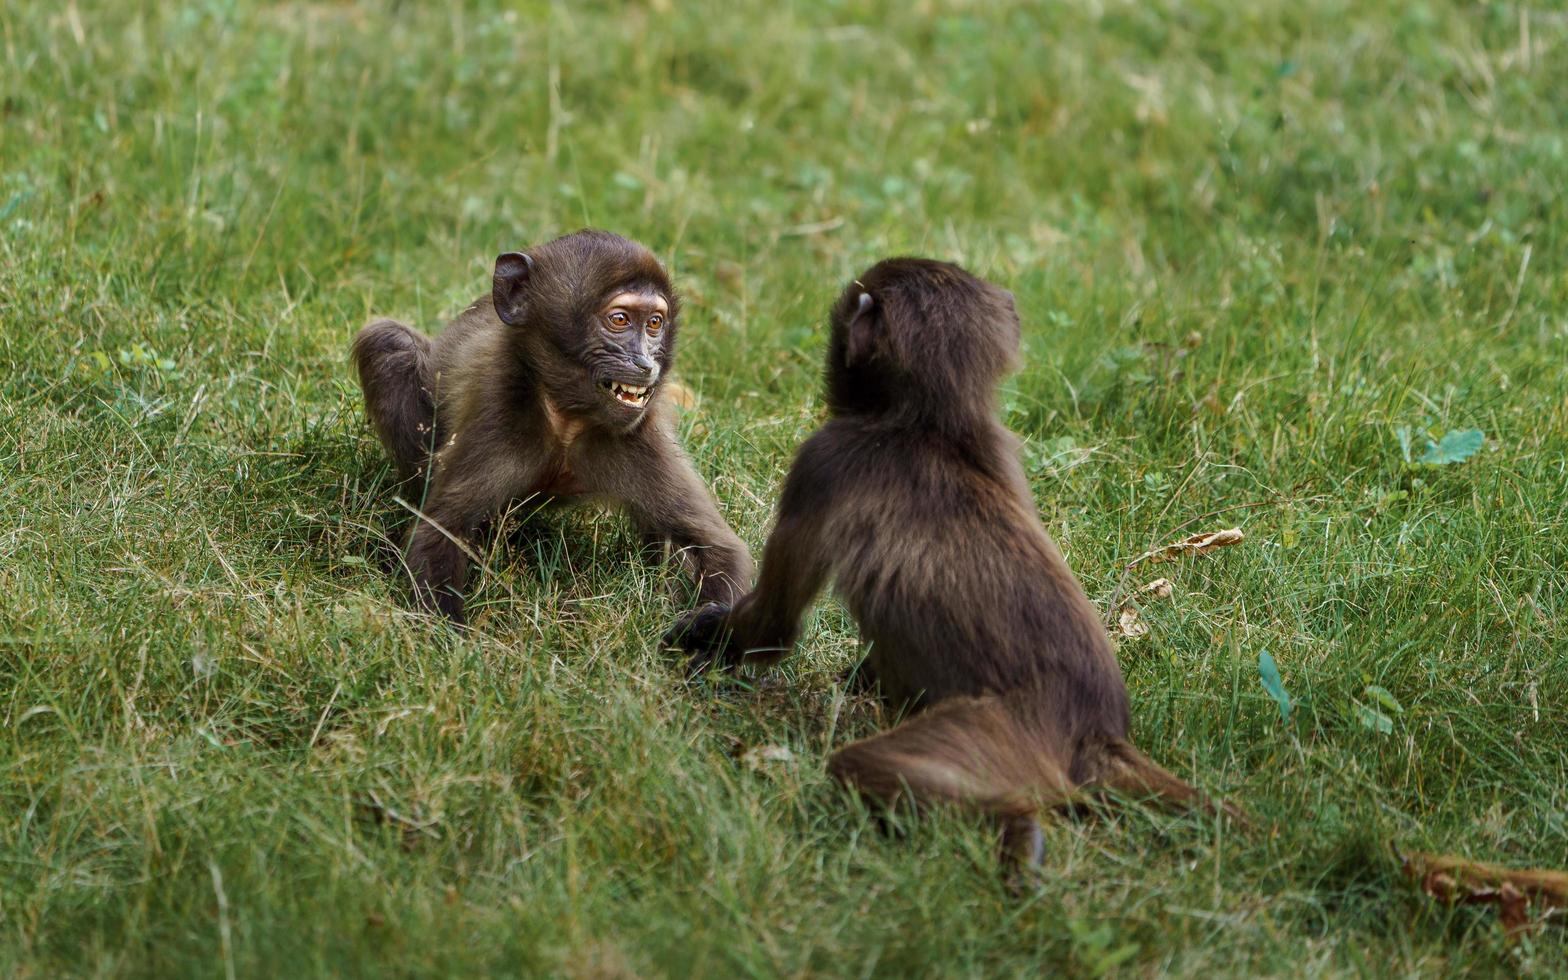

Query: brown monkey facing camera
[666,258,1242,865]
[353,229,752,625]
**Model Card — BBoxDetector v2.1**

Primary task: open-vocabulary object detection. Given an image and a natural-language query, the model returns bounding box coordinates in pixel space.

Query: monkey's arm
[666,443,838,672]
[600,430,754,607]
[711,511,833,668]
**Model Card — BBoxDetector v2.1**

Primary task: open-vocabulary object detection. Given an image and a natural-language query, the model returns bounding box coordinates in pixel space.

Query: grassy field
[3,0,1566,975]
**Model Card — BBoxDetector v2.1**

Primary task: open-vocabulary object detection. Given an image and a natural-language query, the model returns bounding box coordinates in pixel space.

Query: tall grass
[2,1,1565,974]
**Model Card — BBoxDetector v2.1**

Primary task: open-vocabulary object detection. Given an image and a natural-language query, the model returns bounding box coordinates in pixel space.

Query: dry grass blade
[355,790,443,850]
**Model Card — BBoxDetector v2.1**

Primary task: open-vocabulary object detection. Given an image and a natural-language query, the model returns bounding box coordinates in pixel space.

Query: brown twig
[1400,847,1568,934]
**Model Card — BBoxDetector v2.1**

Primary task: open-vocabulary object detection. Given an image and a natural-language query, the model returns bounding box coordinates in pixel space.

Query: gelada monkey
[353,229,752,625]
[667,258,1241,865]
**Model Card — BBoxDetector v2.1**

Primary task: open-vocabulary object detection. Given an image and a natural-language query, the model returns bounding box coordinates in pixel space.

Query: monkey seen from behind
[666,257,1243,866]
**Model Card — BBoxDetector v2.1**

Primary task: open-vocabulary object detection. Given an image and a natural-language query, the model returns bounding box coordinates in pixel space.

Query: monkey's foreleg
[595,436,754,607]
[352,319,436,484]
[406,512,479,626]
[402,466,521,626]
[642,486,752,608]
[662,602,738,676]
[667,509,834,675]
[682,526,753,608]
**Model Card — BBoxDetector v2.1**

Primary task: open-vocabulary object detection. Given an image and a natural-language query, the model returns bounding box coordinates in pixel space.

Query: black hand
[663,602,735,674]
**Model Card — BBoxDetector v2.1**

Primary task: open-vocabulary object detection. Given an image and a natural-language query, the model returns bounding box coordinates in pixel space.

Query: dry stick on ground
[1128,527,1245,567]
[1103,490,1330,623]
[1400,848,1568,934]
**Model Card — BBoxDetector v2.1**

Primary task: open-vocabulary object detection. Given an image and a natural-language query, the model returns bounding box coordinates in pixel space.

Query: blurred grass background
[1,0,1566,974]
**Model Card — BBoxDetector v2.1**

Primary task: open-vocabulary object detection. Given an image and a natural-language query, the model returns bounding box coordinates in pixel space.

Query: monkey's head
[491,229,680,430]
[826,257,1020,417]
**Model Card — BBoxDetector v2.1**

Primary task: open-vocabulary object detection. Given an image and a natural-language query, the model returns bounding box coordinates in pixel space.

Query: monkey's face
[826,257,1020,415]
[518,284,676,430]
[579,287,671,416]
[491,232,680,431]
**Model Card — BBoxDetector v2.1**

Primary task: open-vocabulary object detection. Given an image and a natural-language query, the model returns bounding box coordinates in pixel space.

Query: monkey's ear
[493,251,536,326]
[844,291,879,367]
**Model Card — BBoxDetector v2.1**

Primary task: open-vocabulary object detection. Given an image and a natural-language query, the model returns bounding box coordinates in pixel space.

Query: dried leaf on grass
[1116,607,1148,639]
[1401,849,1568,934]
[1131,527,1244,567]
[1114,578,1174,639]
[739,744,795,771]
[1136,577,1174,600]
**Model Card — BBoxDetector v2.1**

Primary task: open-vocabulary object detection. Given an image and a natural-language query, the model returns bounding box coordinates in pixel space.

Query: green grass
[3,0,1566,974]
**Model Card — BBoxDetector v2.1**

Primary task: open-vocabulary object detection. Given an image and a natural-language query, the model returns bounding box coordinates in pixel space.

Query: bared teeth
[609,381,650,404]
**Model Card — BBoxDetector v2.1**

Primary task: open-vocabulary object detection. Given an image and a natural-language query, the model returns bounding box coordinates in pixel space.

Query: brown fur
[667,257,1241,864]
[353,229,753,625]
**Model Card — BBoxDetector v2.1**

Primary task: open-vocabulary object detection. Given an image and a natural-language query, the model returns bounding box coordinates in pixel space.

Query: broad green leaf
[1258,650,1292,724]
[1364,685,1404,714]
[1416,428,1484,465]
[1353,703,1394,734]
[1395,426,1414,463]
[0,192,26,222]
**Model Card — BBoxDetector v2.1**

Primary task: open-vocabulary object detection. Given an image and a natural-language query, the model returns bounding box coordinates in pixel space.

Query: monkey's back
[427,298,506,407]
[810,419,1130,742]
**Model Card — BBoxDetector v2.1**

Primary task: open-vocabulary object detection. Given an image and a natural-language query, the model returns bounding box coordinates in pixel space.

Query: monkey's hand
[662,602,737,676]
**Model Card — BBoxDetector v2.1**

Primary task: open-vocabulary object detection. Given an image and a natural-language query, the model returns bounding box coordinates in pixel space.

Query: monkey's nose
[631,354,658,379]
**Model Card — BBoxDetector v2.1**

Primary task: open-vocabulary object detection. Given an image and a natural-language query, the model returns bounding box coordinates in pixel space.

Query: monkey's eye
[607,310,631,329]
[646,314,664,333]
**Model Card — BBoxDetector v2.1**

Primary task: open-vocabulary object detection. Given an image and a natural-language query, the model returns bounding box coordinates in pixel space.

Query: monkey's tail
[1090,738,1250,829]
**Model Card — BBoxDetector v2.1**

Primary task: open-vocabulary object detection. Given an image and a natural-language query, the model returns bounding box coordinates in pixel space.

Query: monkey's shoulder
[776,424,869,511]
